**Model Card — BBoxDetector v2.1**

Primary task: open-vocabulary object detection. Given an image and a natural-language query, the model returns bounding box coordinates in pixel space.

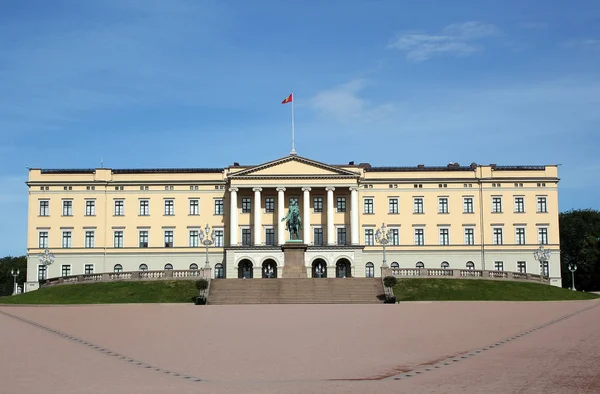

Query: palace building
[25,154,561,291]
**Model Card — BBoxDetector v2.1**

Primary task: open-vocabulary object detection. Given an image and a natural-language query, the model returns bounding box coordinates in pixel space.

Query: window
[365,263,375,278]
[265,197,275,213]
[492,197,502,213]
[139,200,149,216]
[190,263,198,270]
[214,230,224,247]
[39,200,49,216]
[114,264,123,273]
[494,261,504,271]
[242,198,252,213]
[289,197,299,206]
[113,231,124,248]
[514,197,525,213]
[139,231,149,248]
[414,228,424,246]
[38,231,48,248]
[139,263,148,271]
[85,231,95,248]
[364,229,374,246]
[313,228,324,246]
[63,200,73,216]
[413,197,424,214]
[337,197,346,212]
[84,264,94,275]
[389,198,398,214]
[114,200,124,216]
[337,227,347,245]
[241,228,252,246]
[215,263,224,279]
[313,197,323,213]
[389,228,399,245]
[85,200,96,216]
[391,262,399,275]
[164,231,174,247]
[441,261,449,269]
[38,265,47,280]
[214,199,224,215]
[164,200,174,216]
[516,227,526,245]
[62,231,72,248]
[189,230,199,247]
[265,228,275,246]
[538,227,549,245]
[517,261,526,273]
[61,265,71,277]
[541,261,549,276]
[364,198,374,214]
[189,199,199,215]
[466,261,475,270]
[438,197,449,213]
[537,197,547,213]
[463,197,473,213]
[439,228,449,246]
[416,261,425,269]
[164,263,173,270]
[464,228,474,245]
[493,228,503,245]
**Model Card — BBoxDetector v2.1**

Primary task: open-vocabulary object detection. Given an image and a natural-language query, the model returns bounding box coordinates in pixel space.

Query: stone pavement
[0,300,598,393]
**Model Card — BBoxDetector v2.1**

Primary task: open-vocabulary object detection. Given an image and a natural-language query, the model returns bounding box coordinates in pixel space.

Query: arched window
[365,262,375,278]
[215,263,224,279]
[164,263,173,270]
[391,262,400,275]
[139,263,148,271]
[441,261,449,269]
[416,261,424,269]
[189,263,198,270]
[113,264,123,273]
[466,261,475,270]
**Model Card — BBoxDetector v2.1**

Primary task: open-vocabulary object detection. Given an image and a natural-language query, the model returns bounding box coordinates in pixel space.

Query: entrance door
[262,259,277,278]
[238,260,253,279]
[336,259,351,278]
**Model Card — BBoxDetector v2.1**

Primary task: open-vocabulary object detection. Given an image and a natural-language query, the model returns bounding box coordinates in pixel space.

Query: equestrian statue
[281,199,302,241]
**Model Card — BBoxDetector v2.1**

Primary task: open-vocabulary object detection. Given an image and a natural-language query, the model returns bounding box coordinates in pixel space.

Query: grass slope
[393,279,600,301]
[0,281,199,304]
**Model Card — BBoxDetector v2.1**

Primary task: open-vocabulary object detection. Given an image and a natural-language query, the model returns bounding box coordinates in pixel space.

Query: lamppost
[315,262,325,278]
[533,244,551,277]
[567,263,577,291]
[375,223,391,268]
[199,224,214,269]
[263,265,274,278]
[38,248,55,283]
[10,269,19,295]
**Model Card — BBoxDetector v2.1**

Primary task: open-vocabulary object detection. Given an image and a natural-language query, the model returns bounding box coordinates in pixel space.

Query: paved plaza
[1,300,599,393]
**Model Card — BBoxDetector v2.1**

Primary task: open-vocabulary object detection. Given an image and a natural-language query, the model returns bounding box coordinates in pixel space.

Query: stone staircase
[207,278,385,305]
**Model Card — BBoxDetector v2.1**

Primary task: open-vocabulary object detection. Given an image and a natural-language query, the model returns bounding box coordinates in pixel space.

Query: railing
[381,267,550,285]
[41,268,212,287]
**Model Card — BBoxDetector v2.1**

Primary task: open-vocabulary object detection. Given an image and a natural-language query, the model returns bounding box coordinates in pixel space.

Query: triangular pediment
[229,155,360,178]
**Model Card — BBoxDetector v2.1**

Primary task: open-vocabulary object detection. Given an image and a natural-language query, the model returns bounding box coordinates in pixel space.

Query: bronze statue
[281,200,302,240]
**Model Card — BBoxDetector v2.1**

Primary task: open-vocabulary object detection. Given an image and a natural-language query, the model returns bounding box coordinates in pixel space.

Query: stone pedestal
[282,242,308,278]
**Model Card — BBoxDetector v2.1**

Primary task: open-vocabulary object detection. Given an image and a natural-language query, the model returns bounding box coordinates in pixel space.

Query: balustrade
[460,270,482,277]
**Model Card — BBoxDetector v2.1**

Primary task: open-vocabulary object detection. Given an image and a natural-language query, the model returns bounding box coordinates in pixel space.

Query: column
[350,186,359,245]
[302,187,311,244]
[277,187,286,245]
[229,187,238,246]
[326,187,335,245]
[253,187,262,246]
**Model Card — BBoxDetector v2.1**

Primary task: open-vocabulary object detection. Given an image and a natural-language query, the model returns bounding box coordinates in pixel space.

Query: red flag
[281,93,293,104]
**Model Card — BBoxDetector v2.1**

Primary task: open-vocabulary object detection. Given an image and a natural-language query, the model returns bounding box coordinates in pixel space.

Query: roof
[40,168,223,174]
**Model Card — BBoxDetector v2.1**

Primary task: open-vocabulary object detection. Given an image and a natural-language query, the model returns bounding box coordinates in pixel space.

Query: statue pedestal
[282,242,308,278]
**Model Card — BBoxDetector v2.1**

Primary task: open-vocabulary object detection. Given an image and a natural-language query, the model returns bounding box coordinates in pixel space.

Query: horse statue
[281,199,302,240]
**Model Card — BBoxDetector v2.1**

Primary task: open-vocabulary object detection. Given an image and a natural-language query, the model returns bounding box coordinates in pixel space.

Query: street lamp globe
[375,223,391,268]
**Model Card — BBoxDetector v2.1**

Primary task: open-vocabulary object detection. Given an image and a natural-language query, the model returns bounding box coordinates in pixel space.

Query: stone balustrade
[382,267,550,285]
[41,268,211,287]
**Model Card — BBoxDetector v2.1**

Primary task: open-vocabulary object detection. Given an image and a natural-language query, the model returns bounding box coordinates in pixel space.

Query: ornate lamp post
[567,263,577,291]
[263,265,274,278]
[533,244,551,277]
[39,248,55,266]
[315,262,325,278]
[375,223,391,268]
[199,224,214,269]
[10,269,19,295]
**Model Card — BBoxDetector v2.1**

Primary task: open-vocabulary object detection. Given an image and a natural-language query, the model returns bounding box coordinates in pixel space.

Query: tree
[0,256,27,296]
[559,210,600,291]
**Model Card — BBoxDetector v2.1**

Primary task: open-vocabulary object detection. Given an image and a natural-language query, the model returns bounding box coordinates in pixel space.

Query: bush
[195,279,209,291]
[383,276,397,288]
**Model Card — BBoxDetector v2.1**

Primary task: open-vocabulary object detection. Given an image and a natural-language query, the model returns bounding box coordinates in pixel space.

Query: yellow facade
[25,155,561,291]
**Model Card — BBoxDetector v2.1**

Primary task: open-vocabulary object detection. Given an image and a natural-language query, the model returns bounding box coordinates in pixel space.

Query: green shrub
[383,276,397,288]
[195,279,209,291]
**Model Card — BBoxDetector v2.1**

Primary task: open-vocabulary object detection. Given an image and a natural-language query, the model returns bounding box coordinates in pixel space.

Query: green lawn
[0,281,199,304]
[392,279,600,301]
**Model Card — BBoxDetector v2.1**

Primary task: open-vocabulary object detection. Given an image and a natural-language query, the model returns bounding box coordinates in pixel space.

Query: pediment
[229,156,360,178]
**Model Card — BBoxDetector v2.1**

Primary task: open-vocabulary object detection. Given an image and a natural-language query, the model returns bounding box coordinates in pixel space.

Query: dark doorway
[238,259,253,279]
[262,259,277,278]
[312,259,327,278]
[336,259,352,278]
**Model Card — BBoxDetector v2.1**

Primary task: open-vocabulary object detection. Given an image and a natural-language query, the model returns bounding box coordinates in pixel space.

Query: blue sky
[1,0,599,256]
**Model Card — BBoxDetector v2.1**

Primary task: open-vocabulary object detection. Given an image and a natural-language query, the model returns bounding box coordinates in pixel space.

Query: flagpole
[290,91,296,155]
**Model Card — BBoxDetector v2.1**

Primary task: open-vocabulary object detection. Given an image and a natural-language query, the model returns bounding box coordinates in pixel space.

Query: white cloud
[388,21,500,61]
[564,38,600,51]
